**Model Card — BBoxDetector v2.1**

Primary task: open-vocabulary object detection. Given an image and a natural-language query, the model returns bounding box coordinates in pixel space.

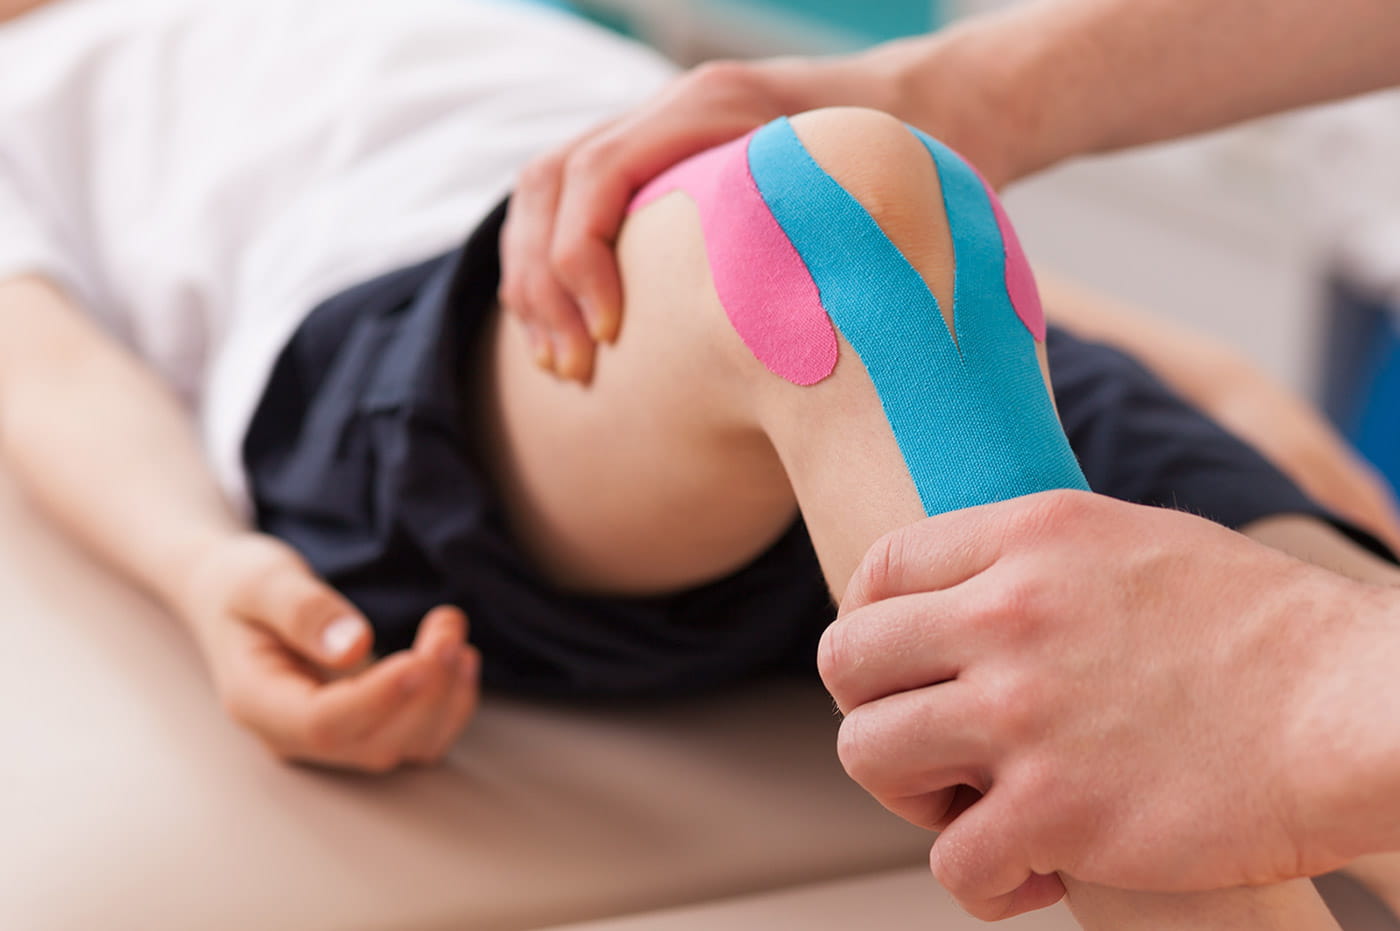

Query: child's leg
[478,106,1340,928]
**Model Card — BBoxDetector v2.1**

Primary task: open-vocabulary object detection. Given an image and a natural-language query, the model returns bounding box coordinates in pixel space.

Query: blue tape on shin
[746,117,1089,515]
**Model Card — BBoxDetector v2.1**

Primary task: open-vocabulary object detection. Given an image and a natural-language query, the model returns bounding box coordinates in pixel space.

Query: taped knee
[630,112,1088,515]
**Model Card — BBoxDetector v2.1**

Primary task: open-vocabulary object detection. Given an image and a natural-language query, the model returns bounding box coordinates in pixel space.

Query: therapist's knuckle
[518,152,563,193]
[983,672,1039,745]
[930,842,982,907]
[989,574,1049,638]
[525,277,567,325]
[498,275,527,318]
[563,139,614,185]
[1019,488,1093,540]
[690,59,756,100]
[846,527,908,609]
[549,236,592,287]
[996,686,1039,748]
[815,619,853,694]
[835,709,882,786]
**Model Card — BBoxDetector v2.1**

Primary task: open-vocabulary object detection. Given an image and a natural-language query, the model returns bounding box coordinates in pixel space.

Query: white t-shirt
[0,0,675,509]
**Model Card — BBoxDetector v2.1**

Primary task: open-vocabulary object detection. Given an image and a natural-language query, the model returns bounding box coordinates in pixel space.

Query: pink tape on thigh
[629,134,839,386]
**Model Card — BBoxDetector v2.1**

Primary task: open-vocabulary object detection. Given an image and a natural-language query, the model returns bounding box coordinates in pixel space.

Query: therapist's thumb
[930,796,1066,921]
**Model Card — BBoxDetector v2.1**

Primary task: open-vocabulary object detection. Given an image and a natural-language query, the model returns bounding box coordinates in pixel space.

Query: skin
[0,277,481,772]
[0,101,1385,928]
[502,0,1400,385]
[481,107,1346,931]
[828,496,1400,919]
[497,0,1400,914]
[2,2,1395,917]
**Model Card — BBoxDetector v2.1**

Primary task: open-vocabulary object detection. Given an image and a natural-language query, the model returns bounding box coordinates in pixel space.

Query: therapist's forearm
[869,0,1400,184]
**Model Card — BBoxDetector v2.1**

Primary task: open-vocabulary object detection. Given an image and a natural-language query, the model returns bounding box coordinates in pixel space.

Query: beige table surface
[0,470,930,930]
[4,461,1398,931]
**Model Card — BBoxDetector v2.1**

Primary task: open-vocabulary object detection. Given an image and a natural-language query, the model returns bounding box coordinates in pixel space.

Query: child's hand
[179,534,480,772]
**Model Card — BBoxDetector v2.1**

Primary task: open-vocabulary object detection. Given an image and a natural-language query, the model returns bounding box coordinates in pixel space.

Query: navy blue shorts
[245,199,1377,698]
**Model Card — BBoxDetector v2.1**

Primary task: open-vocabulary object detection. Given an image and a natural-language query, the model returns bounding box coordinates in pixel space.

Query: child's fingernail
[321,616,366,659]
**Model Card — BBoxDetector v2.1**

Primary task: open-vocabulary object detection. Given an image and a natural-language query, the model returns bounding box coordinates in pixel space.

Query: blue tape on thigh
[745,117,1089,515]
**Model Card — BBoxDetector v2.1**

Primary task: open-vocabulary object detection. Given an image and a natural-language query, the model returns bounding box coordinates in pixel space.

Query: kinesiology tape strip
[631,116,1088,515]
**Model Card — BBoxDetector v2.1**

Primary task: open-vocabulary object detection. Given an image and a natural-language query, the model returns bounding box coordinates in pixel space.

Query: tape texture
[633,116,1088,514]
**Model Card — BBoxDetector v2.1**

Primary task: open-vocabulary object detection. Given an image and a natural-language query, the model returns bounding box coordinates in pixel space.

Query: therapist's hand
[181,534,481,772]
[500,59,801,381]
[822,490,1399,920]
[499,41,985,381]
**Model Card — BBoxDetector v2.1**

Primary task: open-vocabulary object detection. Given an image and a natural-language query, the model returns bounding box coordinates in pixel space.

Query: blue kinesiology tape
[745,117,1089,515]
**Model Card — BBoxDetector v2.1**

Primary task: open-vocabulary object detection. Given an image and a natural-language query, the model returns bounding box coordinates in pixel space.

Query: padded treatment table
[0,466,937,929]
[4,463,1396,931]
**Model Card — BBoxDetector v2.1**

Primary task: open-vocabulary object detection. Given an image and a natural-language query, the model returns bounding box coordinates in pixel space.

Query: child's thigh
[473,193,797,596]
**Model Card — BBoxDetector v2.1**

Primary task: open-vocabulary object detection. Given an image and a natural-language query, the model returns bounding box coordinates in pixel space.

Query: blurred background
[547,0,1400,497]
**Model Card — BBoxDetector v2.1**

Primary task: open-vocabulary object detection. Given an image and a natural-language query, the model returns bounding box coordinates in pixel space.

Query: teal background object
[713,0,940,42]
[1323,281,1400,498]
[747,118,1089,516]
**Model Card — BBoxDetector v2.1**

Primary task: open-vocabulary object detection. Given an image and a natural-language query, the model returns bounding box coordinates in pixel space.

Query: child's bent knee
[630,113,1088,515]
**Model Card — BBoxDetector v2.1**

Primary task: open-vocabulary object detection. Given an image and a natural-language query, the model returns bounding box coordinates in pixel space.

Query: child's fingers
[280,652,429,769]
[228,642,413,764]
[402,607,473,763]
[230,553,373,670]
[415,605,466,649]
[355,655,453,773]
[420,646,481,762]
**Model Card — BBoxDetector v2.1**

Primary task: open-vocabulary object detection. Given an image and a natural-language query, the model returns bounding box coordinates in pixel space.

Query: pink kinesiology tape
[629,127,1045,387]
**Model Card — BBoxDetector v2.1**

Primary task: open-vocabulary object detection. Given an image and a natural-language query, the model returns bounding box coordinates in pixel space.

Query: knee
[787,107,955,319]
[786,108,945,219]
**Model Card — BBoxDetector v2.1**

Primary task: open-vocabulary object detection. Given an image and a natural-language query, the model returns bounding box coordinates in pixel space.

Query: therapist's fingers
[819,591,973,714]
[931,791,1068,920]
[550,72,774,333]
[839,501,1011,616]
[839,489,1103,616]
[835,681,992,823]
[545,62,797,341]
[502,154,599,381]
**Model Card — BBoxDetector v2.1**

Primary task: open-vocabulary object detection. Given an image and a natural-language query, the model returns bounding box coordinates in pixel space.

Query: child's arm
[0,0,53,24]
[0,275,478,771]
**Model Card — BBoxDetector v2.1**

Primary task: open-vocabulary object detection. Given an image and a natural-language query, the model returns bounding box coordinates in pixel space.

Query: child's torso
[0,0,673,503]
